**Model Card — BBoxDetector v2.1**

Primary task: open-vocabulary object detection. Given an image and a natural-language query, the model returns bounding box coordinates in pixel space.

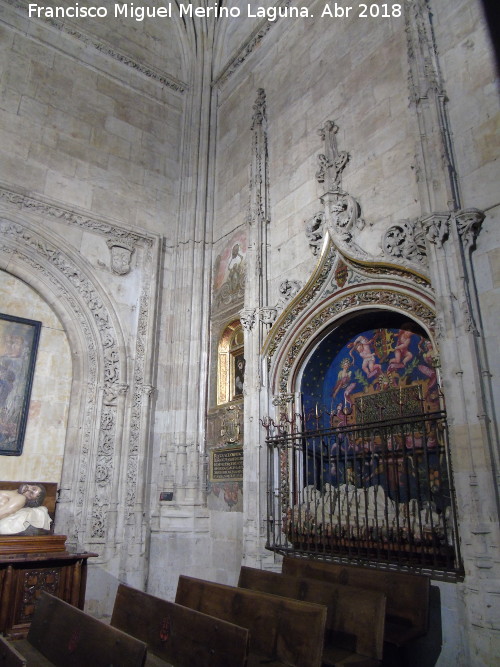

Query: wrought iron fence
[264,400,462,577]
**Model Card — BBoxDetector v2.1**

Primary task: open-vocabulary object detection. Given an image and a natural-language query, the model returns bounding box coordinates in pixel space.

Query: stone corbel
[240,308,256,331]
[455,208,485,251]
[107,237,135,275]
[305,211,326,256]
[420,212,450,248]
[258,307,278,326]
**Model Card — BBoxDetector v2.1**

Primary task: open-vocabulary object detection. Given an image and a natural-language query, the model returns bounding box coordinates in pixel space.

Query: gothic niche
[206,320,244,512]
[266,310,461,574]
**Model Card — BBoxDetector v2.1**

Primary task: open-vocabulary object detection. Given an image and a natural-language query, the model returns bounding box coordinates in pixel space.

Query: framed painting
[0,313,41,456]
[231,350,245,400]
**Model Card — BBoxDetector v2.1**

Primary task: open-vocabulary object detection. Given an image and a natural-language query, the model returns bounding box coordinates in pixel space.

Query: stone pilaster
[421,208,500,661]
[241,89,272,567]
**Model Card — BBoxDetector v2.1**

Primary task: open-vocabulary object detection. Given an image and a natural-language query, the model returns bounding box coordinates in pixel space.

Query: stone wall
[0,0,498,661]
[210,1,499,664]
[0,0,183,235]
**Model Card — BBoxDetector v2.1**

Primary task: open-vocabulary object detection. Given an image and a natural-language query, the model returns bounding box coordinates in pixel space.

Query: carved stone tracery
[0,189,159,555]
[383,209,485,268]
[383,219,427,265]
[276,287,435,393]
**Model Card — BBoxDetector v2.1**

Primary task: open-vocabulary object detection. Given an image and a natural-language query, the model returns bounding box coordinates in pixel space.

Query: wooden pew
[282,557,430,649]
[238,565,385,667]
[111,583,249,667]
[0,591,146,667]
[0,637,26,667]
[175,575,327,667]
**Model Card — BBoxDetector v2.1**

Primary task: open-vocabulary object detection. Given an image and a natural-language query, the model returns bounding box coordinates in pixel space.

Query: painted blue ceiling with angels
[300,311,439,430]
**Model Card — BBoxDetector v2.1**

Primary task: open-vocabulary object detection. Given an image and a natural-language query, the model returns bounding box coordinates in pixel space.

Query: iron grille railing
[264,403,462,577]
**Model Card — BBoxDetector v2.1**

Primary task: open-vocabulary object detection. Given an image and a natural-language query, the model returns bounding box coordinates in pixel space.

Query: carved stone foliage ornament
[322,191,365,244]
[240,308,256,331]
[306,121,365,254]
[305,212,325,256]
[107,238,135,275]
[383,219,427,265]
[383,209,485,267]
[455,209,485,250]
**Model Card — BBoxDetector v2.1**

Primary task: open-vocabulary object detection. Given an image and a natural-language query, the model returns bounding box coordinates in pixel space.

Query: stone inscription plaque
[210,446,244,482]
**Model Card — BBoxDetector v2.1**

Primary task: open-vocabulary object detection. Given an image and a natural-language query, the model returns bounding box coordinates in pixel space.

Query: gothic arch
[263,232,437,400]
[0,214,129,552]
[261,233,464,574]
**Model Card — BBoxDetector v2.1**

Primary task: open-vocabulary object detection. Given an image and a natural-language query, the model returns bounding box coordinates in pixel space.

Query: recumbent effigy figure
[0,483,52,535]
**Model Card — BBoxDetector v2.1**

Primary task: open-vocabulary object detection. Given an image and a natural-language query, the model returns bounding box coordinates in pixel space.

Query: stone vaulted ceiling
[4,0,276,88]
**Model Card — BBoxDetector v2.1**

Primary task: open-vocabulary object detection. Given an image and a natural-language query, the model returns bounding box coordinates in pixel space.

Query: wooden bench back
[282,557,429,633]
[0,637,26,667]
[175,575,327,667]
[239,566,385,660]
[27,591,147,667]
[111,583,249,667]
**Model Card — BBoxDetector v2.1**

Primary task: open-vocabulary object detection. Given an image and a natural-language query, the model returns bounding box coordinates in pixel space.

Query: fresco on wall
[300,314,448,512]
[301,314,439,423]
[323,324,439,418]
[213,230,247,309]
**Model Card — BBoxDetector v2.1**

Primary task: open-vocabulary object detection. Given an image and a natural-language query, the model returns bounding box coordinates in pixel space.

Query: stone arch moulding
[0,210,161,564]
[262,230,437,400]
